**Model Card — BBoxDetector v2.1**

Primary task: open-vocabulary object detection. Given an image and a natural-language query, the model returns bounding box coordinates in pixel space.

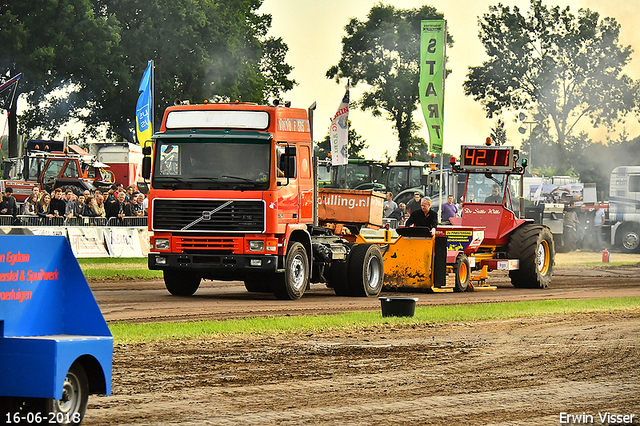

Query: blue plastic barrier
[0,235,112,419]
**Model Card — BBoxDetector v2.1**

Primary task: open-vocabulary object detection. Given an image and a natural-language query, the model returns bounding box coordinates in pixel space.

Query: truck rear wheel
[453,253,470,292]
[272,242,309,300]
[44,362,88,425]
[508,224,554,289]
[327,261,350,296]
[347,243,384,297]
[164,270,201,296]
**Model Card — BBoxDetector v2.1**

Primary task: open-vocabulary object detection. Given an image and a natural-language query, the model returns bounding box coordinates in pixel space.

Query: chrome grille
[152,199,265,232]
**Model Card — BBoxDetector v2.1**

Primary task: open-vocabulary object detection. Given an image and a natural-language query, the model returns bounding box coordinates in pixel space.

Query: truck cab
[144,102,384,300]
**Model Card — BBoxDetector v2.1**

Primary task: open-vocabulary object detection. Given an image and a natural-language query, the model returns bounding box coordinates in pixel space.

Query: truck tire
[618,224,640,253]
[44,362,88,425]
[453,253,470,292]
[347,243,384,297]
[164,270,201,296]
[244,279,270,293]
[508,224,554,289]
[327,261,350,296]
[272,242,309,300]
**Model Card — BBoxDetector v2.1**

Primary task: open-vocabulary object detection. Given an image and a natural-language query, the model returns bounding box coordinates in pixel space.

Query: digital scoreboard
[460,145,515,170]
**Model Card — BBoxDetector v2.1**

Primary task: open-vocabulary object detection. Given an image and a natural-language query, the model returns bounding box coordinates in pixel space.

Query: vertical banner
[420,20,446,154]
[330,84,350,166]
[136,60,153,147]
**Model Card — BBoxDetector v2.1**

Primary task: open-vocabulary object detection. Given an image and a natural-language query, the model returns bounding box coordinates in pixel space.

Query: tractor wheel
[272,242,309,300]
[164,270,201,296]
[508,224,554,289]
[453,253,471,293]
[347,243,384,297]
[44,362,89,425]
[59,185,84,198]
[618,224,640,253]
[244,279,271,293]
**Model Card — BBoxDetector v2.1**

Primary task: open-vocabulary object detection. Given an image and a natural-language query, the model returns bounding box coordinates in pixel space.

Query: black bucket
[379,297,418,317]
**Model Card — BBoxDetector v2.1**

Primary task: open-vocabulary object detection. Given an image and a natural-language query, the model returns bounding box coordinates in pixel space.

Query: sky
[258,0,640,160]
[2,0,639,158]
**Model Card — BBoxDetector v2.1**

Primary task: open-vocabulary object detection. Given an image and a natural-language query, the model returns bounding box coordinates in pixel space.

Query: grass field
[109,297,640,343]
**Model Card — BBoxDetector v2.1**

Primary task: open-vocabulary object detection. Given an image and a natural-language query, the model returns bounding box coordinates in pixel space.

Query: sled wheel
[453,253,470,292]
[347,243,384,297]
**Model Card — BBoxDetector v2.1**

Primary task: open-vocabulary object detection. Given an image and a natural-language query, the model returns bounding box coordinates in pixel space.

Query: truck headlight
[155,238,170,250]
[249,240,264,252]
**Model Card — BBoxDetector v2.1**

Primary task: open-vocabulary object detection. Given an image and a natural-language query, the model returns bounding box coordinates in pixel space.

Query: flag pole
[150,60,155,141]
[438,21,447,222]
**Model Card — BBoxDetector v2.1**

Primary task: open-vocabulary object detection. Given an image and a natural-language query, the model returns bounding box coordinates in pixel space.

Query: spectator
[1,187,18,218]
[135,193,146,216]
[37,192,54,218]
[50,188,66,218]
[383,192,397,218]
[406,191,421,214]
[125,185,136,202]
[593,204,606,250]
[441,194,458,223]
[93,192,106,217]
[142,193,149,215]
[72,195,86,217]
[106,191,126,219]
[106,184,117,204]
[31,186,41,202]
[404,197,437,234]
[389,202,407,226]
[81,196,98,217]
[22,193,39,215]
[63,189,76,218]
[124,192,139,217]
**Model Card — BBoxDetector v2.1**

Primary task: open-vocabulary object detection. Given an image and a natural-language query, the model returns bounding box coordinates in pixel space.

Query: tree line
[2,0,639,189]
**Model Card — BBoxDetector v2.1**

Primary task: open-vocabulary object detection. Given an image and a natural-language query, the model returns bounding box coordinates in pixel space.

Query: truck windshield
[153,139,270,190]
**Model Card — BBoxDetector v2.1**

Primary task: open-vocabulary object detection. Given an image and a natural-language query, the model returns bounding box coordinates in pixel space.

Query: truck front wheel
[508,224,554,289]
[164,270,201,296]
[272,242,309,300]
[347,243,384,297]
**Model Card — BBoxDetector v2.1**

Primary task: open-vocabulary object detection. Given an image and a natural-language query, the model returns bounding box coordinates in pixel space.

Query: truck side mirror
[284,146,296,179]
[142,146,152,156]
[142,157,152,179]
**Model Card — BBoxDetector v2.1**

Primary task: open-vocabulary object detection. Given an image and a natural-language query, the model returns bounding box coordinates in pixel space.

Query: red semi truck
[142,101,385,300]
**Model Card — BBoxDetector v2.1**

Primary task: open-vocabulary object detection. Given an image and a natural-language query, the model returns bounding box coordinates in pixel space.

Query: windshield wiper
[155,176,191,188]
[221,175,259,183]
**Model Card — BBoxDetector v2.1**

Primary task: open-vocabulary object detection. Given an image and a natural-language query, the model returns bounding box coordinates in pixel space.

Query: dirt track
[84,255,640,425]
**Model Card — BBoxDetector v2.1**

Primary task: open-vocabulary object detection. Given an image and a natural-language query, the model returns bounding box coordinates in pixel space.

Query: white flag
[330,85,349,166]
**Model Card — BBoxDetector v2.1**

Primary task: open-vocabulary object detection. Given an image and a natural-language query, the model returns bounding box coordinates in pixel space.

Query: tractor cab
[449,141,529,246]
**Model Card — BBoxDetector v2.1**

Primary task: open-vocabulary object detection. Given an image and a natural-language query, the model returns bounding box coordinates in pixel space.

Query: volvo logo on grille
[181,200,233,230]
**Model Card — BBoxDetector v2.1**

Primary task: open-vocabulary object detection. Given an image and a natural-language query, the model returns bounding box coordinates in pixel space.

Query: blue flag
[136,61,153,147]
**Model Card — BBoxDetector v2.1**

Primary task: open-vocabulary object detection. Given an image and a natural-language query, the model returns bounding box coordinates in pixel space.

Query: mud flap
[433,235,447,288]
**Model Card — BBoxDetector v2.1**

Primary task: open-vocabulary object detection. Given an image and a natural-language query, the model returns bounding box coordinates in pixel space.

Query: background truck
[91,142,144,189]
[142,101,385,300]
[608,165,640,253]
